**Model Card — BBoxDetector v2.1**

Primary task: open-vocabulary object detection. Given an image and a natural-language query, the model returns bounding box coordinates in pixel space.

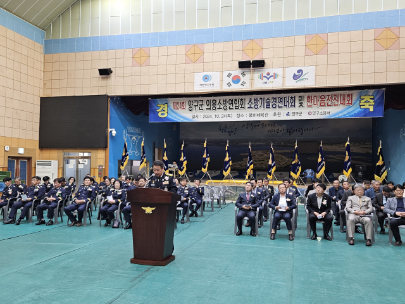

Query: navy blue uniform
[189,186,204,213]
[14,183,27,197]
[70,183,76,193]
[122,185,138,224]
[235,192,259,232]
[62,184,73,196]
[8,184,45,220]
[147,174,177,193]
[43,182,53,193]
[177,185,190,217]
[0,184,18,209]
[100,188,126,221]
[64,185,94,223]
[37,186,66,220]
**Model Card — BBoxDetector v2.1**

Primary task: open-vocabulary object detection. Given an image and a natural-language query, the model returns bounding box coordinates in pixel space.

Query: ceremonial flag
[139,138,146,170]
[202,139,210,173]
[246,143,253,179]
[374,141,387,182]
[290,141,301,179]
[316,142,326,179]
[120,140,129,170]
[343,139,352,177]
[179,141,187,176]
[223,141,232,176]
[163,139,169,174]
[267,144,276,179]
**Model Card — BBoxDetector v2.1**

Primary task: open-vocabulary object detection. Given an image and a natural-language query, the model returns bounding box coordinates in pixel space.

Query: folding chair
[345,209,375,243]
[1,197,19,221]
[269,208,296,239]
[305,207,334,239]
[176,201,190,223]
[387,214,405,245]
[202,187,214,212]
[234,207,259,236]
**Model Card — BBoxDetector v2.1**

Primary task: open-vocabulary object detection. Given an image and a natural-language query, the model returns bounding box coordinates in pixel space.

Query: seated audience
[365,180,381,200]
[384,185,405,246]
[64,176,96,227]
[328,179,344,225]
[177,177,190,224]
[14,176,27,197]
[289,178,300,197]
[123,176,133,190]
[257,178,271,223]
[0,177,17,210]
[307,183,333,241]
[4,176,45,225]
[387,181,395,192]
[346,184,373,246]
[235,182,259,237]
[35,178,66,226]
[68,177,76,193]
[372,186,394,234]
[269,183,296,241]
[100,180,126,227]
[101,178,112,197]
[42,176,53,193]
[189,179,204,217]
[306,179,321,196]
[122,176,146,230]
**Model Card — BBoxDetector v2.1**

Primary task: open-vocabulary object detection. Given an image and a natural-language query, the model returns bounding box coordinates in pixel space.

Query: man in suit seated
[269,183,296,241]
[346,184,373,246]
[177,177,190,224]
[307,183,333,241]
[383,185,405,246]
[189,179,204,217]
[373,186,395,234]
[306,179,321,197]
[257,178,270,225]
[338,181,362,234]
[235,182,259,237]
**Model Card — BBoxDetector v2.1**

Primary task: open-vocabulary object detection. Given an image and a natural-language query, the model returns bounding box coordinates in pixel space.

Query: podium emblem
[142,207,156,214]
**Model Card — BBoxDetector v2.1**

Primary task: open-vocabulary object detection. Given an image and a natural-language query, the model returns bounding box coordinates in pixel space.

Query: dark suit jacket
[269,193,296,215]
[235,192,259,211]
[372,192,395,211]
[305,185,314,197]
[307,193,332,214]
[340,189,352,208]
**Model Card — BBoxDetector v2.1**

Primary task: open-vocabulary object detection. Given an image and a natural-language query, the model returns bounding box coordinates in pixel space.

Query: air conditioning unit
[36,160,58,181]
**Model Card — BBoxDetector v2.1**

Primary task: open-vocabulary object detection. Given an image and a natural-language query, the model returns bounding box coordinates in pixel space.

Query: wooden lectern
[126,188,180,266]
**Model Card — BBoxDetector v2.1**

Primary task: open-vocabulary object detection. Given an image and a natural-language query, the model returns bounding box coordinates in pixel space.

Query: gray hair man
[346,184,374,246]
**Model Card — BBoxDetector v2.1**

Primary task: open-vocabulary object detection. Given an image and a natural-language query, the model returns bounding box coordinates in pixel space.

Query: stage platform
[0,204,400,303]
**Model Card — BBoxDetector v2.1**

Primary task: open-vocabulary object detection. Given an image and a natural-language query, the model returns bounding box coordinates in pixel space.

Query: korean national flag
[223,70,251,89]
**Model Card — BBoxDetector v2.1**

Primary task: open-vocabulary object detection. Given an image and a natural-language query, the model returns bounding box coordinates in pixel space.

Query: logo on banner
[254,68,283,88]
[223,70,250,89]
[285,66,315,86]
[194,72,220,90]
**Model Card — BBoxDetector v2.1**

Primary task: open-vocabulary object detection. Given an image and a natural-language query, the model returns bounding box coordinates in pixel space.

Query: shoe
[16,218,22,225]
[366,239,372,246]
[394,240,402,246]
[349,238,354,245]
[380,228,385,234]
[194,212,198,217]
[245,221,250,227]
[181,218,185,224]
[258,224,262,228]
[35,219,45,225]
[340,228,347,233]
[250,231,256,237]
[334,221,340,226]
[236,230,242,236]
[46,220,53,226]
[324,235,333,241]
[76,222,82,227]
[311,234,317,240]
[270,233,275,240]
[124,223,132,230]
[104,219,111,227]
[289,234,294,241]
[355,227,363,234]
[263,217,268,222]
[277,224,280,230]
[68,220,78,227]
[4,218,15,224]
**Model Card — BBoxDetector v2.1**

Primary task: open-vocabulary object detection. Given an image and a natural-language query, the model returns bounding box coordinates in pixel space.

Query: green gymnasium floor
[0,203,403,304]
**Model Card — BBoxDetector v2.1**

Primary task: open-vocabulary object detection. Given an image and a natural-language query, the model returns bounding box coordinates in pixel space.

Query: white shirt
[279,194,287,208]
[317,196,322,209]
[383,195,387,206]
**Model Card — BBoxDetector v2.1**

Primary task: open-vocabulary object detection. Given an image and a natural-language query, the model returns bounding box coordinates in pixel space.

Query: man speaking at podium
[148,160,177,193]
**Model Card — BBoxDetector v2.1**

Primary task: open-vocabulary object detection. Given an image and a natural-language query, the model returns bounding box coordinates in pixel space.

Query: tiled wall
[42,26,405,97]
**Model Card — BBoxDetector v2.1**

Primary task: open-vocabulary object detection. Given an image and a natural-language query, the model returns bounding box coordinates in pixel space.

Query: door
[7,157,32,183]
[63,153,91,183]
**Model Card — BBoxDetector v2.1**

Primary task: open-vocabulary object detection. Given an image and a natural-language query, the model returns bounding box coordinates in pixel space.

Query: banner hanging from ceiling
[149,89,385,123]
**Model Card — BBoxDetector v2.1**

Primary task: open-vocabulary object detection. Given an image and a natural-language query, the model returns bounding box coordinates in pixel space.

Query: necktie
[359,196,362,207]
[246,193,250,202]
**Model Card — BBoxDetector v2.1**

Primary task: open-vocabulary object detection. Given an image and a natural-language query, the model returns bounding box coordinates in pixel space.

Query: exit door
[8,157,32,183]
[63,152,91,184]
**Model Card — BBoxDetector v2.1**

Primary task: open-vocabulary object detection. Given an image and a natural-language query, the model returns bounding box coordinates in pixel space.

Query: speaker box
[98,68,113,76]
[252,60,265,68]
[238,60,251,69]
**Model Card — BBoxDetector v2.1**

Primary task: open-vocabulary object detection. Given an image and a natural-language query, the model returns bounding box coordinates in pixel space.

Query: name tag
[163,181,169,185]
